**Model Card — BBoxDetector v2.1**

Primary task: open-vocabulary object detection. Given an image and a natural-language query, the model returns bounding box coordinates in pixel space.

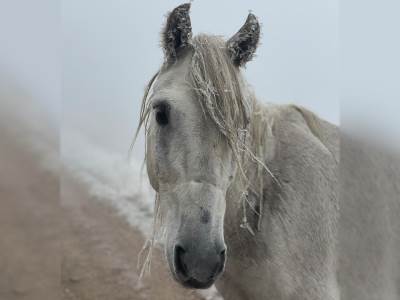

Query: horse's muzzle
[172,243,226,289]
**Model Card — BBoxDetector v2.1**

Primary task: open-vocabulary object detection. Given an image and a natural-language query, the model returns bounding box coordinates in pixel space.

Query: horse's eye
[153,102,170,126]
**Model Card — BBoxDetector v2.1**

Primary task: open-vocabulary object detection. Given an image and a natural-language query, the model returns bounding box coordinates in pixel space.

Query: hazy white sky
[0,0,59,122]
[2,0,399,156]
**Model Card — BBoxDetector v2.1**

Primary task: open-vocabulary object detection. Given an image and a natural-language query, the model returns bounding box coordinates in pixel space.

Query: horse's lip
[182,277,215,289]
[171,268,216,289]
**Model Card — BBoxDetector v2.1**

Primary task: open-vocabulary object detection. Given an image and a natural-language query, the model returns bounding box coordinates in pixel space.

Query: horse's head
[142,3,260,289]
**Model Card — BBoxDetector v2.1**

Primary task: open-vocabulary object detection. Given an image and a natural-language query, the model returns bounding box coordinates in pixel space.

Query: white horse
[136,3,400,299]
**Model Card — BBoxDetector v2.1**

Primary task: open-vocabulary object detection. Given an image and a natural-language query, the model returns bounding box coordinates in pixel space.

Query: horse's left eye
[153,102,170,126]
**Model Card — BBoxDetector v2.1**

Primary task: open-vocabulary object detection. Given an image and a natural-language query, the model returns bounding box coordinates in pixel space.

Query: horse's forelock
[189,35,253,134]
[187,35,255,178]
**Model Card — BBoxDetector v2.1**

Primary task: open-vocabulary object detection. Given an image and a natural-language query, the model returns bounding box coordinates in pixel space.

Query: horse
[136,3,400,299]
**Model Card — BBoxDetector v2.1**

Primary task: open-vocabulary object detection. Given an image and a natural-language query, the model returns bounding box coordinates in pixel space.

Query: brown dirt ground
[0,125,203,300]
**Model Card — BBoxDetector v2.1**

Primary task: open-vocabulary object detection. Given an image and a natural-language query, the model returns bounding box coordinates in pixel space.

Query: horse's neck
[225,100,277,237]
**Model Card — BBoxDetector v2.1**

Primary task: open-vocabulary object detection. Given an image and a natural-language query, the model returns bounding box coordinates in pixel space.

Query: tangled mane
[134,34,278,278]
[189,34,253,166]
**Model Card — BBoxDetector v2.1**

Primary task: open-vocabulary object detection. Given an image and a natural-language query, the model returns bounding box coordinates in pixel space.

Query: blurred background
[0,0,398,300]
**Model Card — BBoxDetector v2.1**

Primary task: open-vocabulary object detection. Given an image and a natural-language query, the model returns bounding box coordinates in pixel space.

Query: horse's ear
[162,3,192,62]
[227,13,260,67]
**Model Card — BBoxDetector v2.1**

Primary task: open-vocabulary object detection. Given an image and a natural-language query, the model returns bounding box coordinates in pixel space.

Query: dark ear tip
[246,13,260,29]
[172,3,191,13]
[162,2,193,61]
[226,11,261,67]
[247,13,258,21]
[166,3,191,23]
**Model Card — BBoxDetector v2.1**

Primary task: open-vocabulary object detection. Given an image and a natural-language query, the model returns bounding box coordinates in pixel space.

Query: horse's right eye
[153,102,170,126]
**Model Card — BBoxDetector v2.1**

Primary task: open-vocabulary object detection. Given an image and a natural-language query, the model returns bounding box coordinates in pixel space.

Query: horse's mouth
[172,269,216,289]
[181,277,215,289]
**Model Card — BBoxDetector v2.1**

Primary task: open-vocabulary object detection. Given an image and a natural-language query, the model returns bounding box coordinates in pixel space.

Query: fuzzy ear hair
[162,3,192,62]
[227,13,260,67]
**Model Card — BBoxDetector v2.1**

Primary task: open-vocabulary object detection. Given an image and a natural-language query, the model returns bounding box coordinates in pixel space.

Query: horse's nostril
[220,249,226,259]
[208,248,227,281]
[174,245,188,278]
[218,249,227,273]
